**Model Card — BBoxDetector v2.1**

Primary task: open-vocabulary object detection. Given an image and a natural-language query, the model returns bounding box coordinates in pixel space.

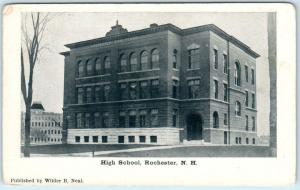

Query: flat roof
[62,23,260,58]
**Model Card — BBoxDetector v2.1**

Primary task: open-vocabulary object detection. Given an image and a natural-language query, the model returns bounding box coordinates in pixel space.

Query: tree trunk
[23,104,31,157]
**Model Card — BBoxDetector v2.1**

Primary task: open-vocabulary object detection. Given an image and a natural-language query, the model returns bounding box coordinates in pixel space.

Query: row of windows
[77,85,110,103]
[75,109,160,128]
[213,80,228,101]
[75,135,157,143]
[234,62,255,86]
[31,116,61,121]
[212,112,228,128]
[235,137,256,145]
[31,121,61,127]
[245,115,256,131]
[245,91,256,108]
[31,137,62,143]
[76,78,204,104]
[77,49,160,77]
[34,129,61,135]
[213,49,229,74]
[119,49,159,72]
[119,79,161,100]
[78,56,111,77]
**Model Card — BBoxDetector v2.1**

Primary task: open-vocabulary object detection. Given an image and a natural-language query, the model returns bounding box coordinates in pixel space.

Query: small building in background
[21,101,63,145]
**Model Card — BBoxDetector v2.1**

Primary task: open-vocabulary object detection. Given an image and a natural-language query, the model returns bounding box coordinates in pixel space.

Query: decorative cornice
[59,51,70,56]
[62,23,260,58]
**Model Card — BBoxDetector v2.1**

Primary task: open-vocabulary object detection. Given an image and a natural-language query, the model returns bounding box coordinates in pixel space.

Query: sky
[21,12,270,136]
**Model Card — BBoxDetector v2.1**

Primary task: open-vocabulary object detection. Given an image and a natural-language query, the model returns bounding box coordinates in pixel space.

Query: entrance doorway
[186,113,203,140]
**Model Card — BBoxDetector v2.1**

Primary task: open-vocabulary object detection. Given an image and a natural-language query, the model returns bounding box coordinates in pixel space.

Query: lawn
[21,144,157,154]
[96,145,271,157]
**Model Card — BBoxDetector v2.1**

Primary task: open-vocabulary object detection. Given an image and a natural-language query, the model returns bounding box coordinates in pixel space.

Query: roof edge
[64,23,260,58]
[60,51,70,56]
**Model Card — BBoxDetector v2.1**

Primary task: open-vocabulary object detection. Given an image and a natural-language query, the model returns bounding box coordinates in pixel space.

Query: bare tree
[21,13,52,157]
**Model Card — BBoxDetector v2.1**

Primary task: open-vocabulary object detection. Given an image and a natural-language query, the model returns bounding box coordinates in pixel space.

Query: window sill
[76,74,111,80]
[187,68,200,71]
[118,68,160,74]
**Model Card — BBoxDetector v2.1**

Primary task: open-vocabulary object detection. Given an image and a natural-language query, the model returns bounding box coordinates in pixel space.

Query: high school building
[60,22,259,145]
[21,102,63,145]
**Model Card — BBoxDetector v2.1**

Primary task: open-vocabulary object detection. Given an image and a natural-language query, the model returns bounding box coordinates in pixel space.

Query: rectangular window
[129,82,137,100]
[213,80,218,99]
[252,117,256,131]
[119,111,126,128]
[172,109,178,127]
[129,111,136,128]
[150,109,159,127]
[85,113,90,128]
[150,136,157,143]
[245,91,249,107]
[95,59,101,75]
[251,69,255,85]
[139,81,148,99]
[150,79,159,98]
[252,93,255,108]
[245,115,249,131]
[223,54,228,74]
[119,83,127,100]
[213,49,218,69]
[128,136,135,143]
[245,65,249,82]
[139,136,146,143]
[188,48,200,69]
[75,136,80,143]
[102,136,108,143]
[102,112,109,128]
[188,79,200,99]
[77,88,84,104]
[76,113,84,128]
[172,80,178,98]
[224,113,228,125]
[173,52,177,69]
[86,87,93,103]
[95,86,101,102]
[223,83,228,102]
[94,112,101,128]
[104,57,111,74]
[139,110,147,128]
[84,136,89,143]
[118,136,124,143]
[93,136,98,143]
[103,85,110,102]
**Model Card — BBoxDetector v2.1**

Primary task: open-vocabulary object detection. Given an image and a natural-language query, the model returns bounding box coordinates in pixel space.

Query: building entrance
[186,113,203,140]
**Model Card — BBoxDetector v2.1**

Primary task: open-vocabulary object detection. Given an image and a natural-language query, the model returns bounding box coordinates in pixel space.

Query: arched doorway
[186,113,203,140]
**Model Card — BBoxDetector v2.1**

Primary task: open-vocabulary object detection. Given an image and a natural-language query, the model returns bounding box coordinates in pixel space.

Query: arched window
[151,49,159,69]
[213,111,219,128]
[77,60,84,77]
[103,56,110,74]
[140,51,148,70]
[234,61,241,86]
[119,54,127,72]
[95,58,101,75]
[129,52,137,71]
[235,101,241,116]
[252,138,256,144]
[86,59,93,75]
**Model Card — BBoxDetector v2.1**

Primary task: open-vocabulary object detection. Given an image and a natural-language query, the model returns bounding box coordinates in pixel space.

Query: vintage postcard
[2,3,296,186]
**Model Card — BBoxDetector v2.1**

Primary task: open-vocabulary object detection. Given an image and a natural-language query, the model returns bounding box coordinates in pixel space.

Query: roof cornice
[63,23,260,58]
